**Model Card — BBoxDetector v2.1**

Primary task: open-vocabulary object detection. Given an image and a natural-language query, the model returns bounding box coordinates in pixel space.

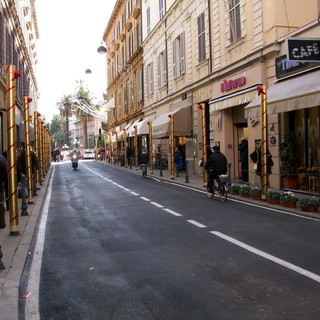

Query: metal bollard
[185,160,189,183]
[0,245,4,270]
[21,174,29,216]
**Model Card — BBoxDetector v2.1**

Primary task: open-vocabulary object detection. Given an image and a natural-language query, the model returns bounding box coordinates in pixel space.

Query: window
[159,0,164,20]
[122,44,126,67]
[228,0,241,43]
[172,32,185,78]
[136,19,142,48]
[138,71,143,102]
[130,78,134,107]
[124,85,128,111]
[146,7,151,36]
[128,33,133,59]
[158,50,167,88]
[126,0,132,19]
[146,63,153,96]
[197,13,206,62]
[117,91,122,116]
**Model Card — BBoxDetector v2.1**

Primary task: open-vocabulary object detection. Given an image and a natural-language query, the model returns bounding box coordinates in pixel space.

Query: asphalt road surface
[25,160,320,320]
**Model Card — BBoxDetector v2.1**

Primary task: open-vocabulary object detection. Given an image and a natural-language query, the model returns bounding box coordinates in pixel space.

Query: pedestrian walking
[174,147,183,177]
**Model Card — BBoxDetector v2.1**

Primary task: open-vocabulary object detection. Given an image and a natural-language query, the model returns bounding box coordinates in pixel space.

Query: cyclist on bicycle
[139,149,149,176]
[205,146,228,193]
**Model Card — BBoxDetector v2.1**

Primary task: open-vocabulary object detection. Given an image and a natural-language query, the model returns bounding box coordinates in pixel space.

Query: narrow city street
[25,161,320,320]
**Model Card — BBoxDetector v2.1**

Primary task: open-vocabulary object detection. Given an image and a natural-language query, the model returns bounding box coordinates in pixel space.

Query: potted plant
[279,132,298,189]
[239,186,251,198]
[297,198,319,213]
[249,187,262,200]
[266,191,281,204]
[280,191,298,208]
[229,185,240,195]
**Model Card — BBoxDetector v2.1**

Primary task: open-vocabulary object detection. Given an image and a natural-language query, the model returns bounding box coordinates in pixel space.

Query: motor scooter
[71,155,78,170]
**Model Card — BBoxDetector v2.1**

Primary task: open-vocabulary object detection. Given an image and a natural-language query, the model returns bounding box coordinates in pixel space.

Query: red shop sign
[220,76,246,92]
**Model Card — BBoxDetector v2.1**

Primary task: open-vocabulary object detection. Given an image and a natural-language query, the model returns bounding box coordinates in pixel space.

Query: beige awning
[129,117,154,136]
[128,119,142,137]
[209,85,261,112]
[152,107,192,138]
[245,69,320,118]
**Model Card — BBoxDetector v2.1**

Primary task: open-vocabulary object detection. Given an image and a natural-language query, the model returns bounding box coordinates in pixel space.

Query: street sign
[286,38,320,62]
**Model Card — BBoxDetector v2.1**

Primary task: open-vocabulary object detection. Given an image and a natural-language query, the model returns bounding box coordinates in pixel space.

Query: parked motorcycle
[71,155,78,170]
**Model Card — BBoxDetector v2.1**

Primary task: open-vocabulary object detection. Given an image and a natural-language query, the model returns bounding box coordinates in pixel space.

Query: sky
[35,0,117,122]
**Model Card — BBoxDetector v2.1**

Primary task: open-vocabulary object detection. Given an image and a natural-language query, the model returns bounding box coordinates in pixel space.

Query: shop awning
[209,85,261,112]
[128,119,142,137]
[245,69,320,118]
[129,117,154,137]
[152,107,192,138]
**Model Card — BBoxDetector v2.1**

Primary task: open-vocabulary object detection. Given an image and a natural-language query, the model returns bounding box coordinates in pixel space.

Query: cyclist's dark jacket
[205,151,227,176]
[139,153,149,164]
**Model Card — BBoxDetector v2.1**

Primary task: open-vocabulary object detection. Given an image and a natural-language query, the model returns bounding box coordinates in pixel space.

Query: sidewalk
[0,167,52,320]
[0,161,319,319]
[101,161,320,220]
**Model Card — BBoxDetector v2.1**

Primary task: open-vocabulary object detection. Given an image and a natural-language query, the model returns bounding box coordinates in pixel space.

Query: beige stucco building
[103,0,320,192]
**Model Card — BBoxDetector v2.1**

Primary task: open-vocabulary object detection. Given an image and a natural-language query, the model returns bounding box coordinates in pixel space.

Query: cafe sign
[286,37,320,62]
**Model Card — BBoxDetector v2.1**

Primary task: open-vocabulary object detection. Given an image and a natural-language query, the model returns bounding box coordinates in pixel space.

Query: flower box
[297,198,319,213]
[239,186,251,197]
[266,191,281,205]
[280,191,298,208]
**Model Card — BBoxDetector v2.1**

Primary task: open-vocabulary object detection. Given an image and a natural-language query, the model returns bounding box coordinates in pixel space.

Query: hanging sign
[286,38,320,62]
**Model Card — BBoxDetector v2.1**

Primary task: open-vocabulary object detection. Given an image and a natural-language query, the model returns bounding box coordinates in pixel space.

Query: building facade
[103,0,144,163]
[103,0,320,192]
[0,0,39,154]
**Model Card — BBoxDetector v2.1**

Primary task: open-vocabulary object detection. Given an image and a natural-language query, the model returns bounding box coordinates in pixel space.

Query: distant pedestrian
[238,137,248,182]
[174,147,183,177]
[139,149,149,176]
[155,144,162,169]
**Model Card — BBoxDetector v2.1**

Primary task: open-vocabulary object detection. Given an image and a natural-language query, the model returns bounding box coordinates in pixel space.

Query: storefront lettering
[220,77,246,92]
[291,44,319,59]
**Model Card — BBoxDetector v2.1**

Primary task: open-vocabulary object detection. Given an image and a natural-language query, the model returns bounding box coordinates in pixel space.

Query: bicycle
[140,164,148,177]
[207,174,230,202]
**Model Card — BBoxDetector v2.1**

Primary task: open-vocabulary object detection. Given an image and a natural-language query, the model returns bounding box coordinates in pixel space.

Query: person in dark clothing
[0,154,8,228]
[205,146,228,193]
[174,147,183,177]
[139,149,149,176]
[238,137,248,181]
[250,145,273,185]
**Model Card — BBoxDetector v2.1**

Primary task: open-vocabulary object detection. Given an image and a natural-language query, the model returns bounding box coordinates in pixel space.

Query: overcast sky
[36,0,117,121]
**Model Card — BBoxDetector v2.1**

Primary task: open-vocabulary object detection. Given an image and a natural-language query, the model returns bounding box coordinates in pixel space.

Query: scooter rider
[205,146,228,193]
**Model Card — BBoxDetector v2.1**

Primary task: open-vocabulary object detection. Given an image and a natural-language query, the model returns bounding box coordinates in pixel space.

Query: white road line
[150,201,164,208]
[187,220,207,228]
[210,231,320,284]
[131,192,139,196]
[140,196,151,201]
[26,166,55,320]
[162,208,182,217]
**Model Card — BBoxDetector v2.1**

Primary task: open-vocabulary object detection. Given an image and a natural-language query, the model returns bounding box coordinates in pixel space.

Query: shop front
[208,65,264,182]
[246,59,320,192]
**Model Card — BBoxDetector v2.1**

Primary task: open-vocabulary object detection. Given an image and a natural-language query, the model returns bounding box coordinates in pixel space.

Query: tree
[73,80,101,149]
[50,115,66,148]
[56,94,74,147]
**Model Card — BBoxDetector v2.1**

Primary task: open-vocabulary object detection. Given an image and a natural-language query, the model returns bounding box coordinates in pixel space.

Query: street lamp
[97,42,107,54]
